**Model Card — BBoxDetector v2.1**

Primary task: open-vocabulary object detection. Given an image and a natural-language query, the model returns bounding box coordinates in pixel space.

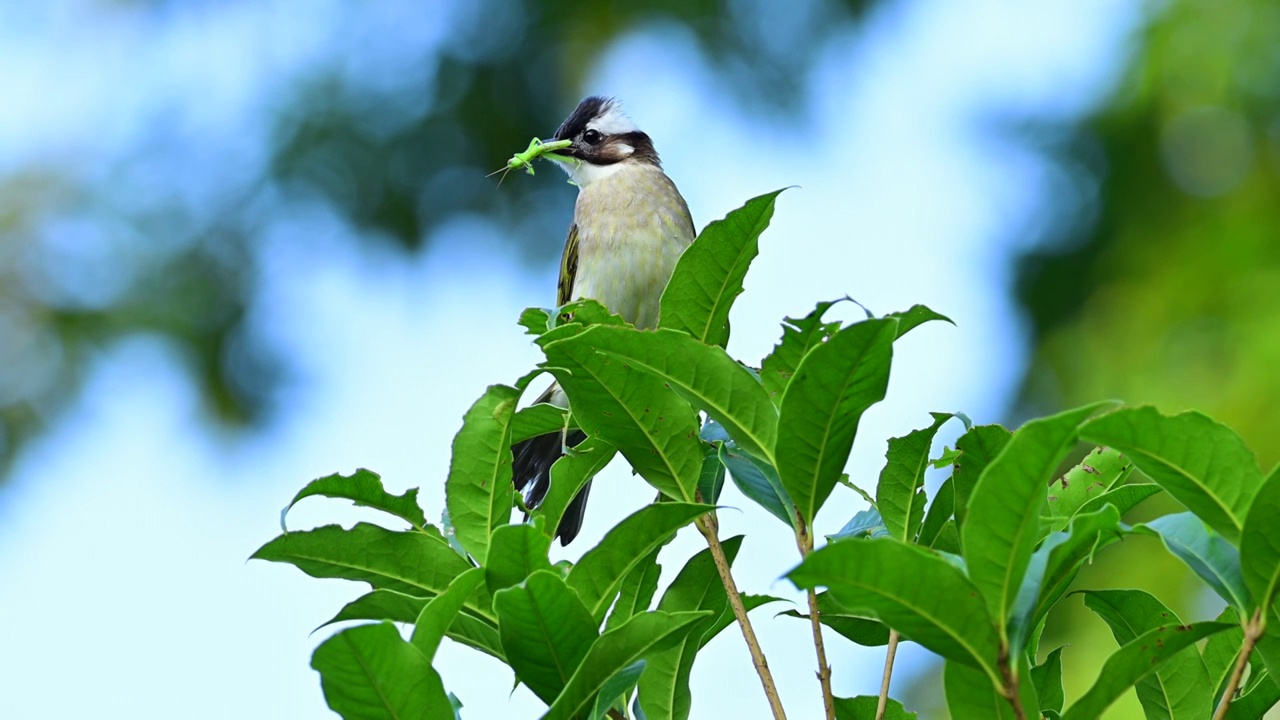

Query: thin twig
[694,511,789,720]
[997,646,1027,720]
[795,514,835,720]
[876,630,901,720]
[1213,609,1264,720]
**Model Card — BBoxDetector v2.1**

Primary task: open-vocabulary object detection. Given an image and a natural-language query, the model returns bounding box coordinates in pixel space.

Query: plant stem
[694,511,788,720]
[605,709,627,720]
[876,630,900,720]
[998,647,1027,720]
[1213,609,1264,720]
[795,515,835,720]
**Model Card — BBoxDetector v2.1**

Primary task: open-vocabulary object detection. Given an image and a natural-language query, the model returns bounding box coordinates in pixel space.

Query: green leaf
[759,299,845,405]
[1133,512,1251,611]
[411,567,486,661]
[590,660,646,720]
[494,570,598,704]
[1079,589,1214,719]
[251,523,488,618]
[282,469,426,532]
[604,546,663,633]
[790,537,1001,679]
[659,189,786,347]
[1080,407,1264,543]
[1227,672,1280,720]
[485,523,554,596]
[1044,446,1134,534]
[530,436,617,540]
[542,611,712,720]
[1074,482,1161,522]
[519,307,554,336]
[1242,465,1280,614]
[319,589,503,660]
[511,403,570,445]
[918,477,955,548]
[567,325,778,463]
[833,695,917,719]
[943,660,1030,720]
[312,622,453,720]
[540,331,702,502]
[1031,646,1066,715]
[697,443,726,505]
[1203,607,1243,706]
[715,433,796,529]
[777,317,898,526]
[952,424,1012,531]
[781,592,892,647]
[567,503,713,623]
[962,402,1112,635]
[887,304,954,338]
[876,413,953,543]
[1061,621,1234,720]
[1022,506,1125,633]
[637,536,744,720]
[445,384,520,564]
[828,508,885,542]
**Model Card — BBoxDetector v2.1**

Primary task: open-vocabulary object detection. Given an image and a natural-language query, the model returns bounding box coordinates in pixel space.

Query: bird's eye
[582,129,602,145]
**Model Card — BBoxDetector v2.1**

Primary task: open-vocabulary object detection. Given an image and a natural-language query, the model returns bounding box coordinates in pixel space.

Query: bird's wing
[557,222,579,308]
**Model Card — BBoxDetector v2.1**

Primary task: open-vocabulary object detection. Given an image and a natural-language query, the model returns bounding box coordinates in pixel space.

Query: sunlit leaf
[445,384,520,564]
[659,189,786,347]
[952,424,1012,531]
[312,622,453,720]
[530,436,617,540]
[282,469,426,531]
[494,570,598,705]
[604,547,664,633]
[486,522,554,596]
[876,413,953,543]
[411,566,486,661]
[759,299,845,405]
[1043,446,1133,534]
[511,403,570,445]
[1080,407,1264,543]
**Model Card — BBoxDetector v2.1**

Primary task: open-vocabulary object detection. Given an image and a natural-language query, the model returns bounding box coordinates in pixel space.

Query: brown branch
[795,513,835,720]
[997,646,1027,720]
[876,630,901,720]
[1213,609,1265,720]
[695,510,789,720]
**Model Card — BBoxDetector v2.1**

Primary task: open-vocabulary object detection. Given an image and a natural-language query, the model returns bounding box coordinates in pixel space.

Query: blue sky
[0,1,1139,717]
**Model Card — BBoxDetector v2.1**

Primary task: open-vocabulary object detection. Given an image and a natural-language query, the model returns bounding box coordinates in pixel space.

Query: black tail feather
[512,429,589,544]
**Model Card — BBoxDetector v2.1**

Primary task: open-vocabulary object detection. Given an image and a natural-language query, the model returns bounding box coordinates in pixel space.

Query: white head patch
[587,100,638,136]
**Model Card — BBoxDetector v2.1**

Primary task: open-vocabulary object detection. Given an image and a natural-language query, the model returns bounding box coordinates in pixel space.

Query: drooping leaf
[445,384,520,564]
[776,317,898,526]
[590,660,647,720]
[918,477,955,548]
[282,469,426,531]
[832,694,917,719]
[790,537,1001,676]
[494,571,598,704]
[637,536,744,720]
[1043,446,1133,534]
[1133,512,1251,611]
[411,567,487,661]
[566,503,713,623]
[251,523,488,618]
[1061,621,1234,720]
[1031,646,1066,715]
[877,413,953,543]
[319,589,503,660]
[951,424,1012,531]
[312,622,454,720]
[1078,589,1214,719]
[541,611,712,720]
[540,330,702,502]
[605,547,664,633]
[1241,465,1280,614]
[659,189,786,347]
[530,435,617,540]
[827,508,885,542]
[715,434,796,529]
[887,304,954,338]
[485,522,554,596]
[759,299,846,405]
[1080,407,1264,543]
[569,325,778,463]
[511,403,571,445]
[962,402,1112,636]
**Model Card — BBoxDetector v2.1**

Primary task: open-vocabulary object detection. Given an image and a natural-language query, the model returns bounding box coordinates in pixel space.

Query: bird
[512,96,696,545]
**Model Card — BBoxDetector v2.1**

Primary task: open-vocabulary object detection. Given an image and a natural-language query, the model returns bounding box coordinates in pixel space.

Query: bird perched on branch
[512,96,695,545]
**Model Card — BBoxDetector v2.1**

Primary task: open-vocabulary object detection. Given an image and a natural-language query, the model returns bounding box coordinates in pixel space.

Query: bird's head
[549,96,660,185]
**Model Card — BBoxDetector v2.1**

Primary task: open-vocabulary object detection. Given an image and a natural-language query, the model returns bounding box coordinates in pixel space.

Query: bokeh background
[1,0,1277,717]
